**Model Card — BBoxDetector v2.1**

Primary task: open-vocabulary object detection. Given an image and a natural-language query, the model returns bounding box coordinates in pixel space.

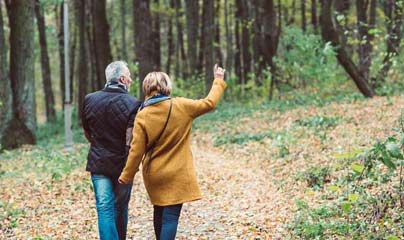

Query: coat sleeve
[119,113,147,183]
[180,78,227,119]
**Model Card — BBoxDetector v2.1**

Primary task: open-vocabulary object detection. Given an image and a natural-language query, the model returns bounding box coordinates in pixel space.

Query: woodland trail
[3,96,404,239]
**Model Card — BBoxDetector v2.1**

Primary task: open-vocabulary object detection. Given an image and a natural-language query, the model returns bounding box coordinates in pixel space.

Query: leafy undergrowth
[1,95,404,239]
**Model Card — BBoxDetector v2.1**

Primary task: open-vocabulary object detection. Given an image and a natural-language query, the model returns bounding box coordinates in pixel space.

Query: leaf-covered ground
[1,96,404,239]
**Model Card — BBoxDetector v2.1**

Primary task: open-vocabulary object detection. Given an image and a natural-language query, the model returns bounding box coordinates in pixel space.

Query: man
[81,61,141,240]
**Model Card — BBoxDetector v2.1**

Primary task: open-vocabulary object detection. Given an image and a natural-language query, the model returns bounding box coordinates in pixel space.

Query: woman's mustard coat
[119,78,227,206]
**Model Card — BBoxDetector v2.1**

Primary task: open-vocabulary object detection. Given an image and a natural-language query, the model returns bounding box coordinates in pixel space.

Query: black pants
[153,204,183,240]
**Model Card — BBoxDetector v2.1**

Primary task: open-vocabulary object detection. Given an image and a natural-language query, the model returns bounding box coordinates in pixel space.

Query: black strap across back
[142,98,173,172]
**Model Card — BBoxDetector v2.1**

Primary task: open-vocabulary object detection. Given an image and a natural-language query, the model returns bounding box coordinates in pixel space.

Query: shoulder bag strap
[142,98,173,172]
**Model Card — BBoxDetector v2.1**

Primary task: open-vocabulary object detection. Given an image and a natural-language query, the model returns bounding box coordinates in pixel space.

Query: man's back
[82,86,141,178]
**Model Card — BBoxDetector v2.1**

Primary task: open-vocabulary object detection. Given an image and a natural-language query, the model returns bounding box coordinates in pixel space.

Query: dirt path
[123,133,290,239]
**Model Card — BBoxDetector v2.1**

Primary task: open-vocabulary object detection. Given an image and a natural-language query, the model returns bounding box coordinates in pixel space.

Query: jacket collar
[140,93,171,110]
[103,81,128,93]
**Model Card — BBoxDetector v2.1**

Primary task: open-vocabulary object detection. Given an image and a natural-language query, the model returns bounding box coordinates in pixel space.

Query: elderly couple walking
[81,61,226,240]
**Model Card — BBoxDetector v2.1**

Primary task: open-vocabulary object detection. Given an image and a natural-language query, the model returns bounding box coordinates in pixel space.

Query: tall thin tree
[120,0,128,60]
[133,0,156,99]
[320,0,374,97]
[203,0,214,93]
[166,0,174,75]
[311,0,317,30]
[0,1,12,144]
[3,0,36,149]
[301,0,306,31]
[35,0,56,122]
[76,0,88,120]
[374,0,404,87]
[356,0,376,81]
[152,0,161,70]
[56,3,65,108]
[92,0,112,89]
[185,0,199,75]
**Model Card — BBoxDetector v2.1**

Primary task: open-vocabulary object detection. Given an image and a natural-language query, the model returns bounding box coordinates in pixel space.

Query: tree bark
[133,0,156,99]
[56,3,65,108]
[301,0,306,31]
[320,0,374,98]
[152,0,161,70]
[120,0,128,60]
[234,7,242,83]
[34,0,56,122]
[253,0,265,82]
[198,0,206,74]
[236,0,251,85]
[311,0,317,30]
[76,0,88,120]
[92,0,112,89]
[214,0,223,66]
[185,0,199,75]
[174,0,187,78]
[166,0,174,75]
[261,0,281,100]
[373,0,403,87]
[224,0,233,78]
[3,0,36,149]
[0,1,12,145]
[356,0,376,81]
[203,0,214,93]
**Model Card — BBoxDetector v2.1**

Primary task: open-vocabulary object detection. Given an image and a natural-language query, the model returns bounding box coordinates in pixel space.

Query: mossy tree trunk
[3,0,36,149]
[0,1,12,147]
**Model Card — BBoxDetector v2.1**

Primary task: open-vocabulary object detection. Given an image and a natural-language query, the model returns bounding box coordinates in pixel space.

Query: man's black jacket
[81,85,141,178]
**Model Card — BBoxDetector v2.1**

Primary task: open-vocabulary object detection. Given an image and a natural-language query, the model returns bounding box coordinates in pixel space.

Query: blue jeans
[153,204,183,240]
[91,174,132,240]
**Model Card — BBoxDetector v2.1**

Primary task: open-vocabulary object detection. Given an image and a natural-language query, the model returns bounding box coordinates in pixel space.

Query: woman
[118,64,226,239]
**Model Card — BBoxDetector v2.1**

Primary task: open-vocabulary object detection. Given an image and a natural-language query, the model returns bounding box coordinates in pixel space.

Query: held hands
[214,64,226,81]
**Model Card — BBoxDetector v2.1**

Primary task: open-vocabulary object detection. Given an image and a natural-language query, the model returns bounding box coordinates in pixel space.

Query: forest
[1,0,404,239]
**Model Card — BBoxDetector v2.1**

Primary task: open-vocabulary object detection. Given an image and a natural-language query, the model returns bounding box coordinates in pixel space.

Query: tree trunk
[198,1,205,74]
[133,0,156,99]
[92,0,112,89]
[224,0,233,78]
[174,0,187,78]
[152,0,161,70]
[3,0,36,149]
[87,2,98,92]
[301,0,306,31]
[261,0,281,100]
[253,0,265,82]
[320,0,374,98]
[373,0,403,87]
[234,9,242,83]
[285,0,297,25]
[166,0,174,75]
[0,1,12,145]
[356,0,376,81]
[203,0,214,94]
[236,0,251,84]
[185,0,199,75]
[120,0,128,60]
[56,3,65,108]
[214,0,223,66]
[34,0,56,122]
[76,0,88,120]
[311,0,317,30]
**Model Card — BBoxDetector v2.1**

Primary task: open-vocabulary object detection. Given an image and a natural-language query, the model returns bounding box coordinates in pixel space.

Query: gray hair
[105,61,128,83]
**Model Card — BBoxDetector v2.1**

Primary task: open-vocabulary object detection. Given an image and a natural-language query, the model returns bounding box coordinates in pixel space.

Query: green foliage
[290,114,404,239]
[297,166,331,190]
[0,201,22,229]
[275,26,346,93]
[214,131,271,147]
[295,115,342,130]
[171,74,205,99]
